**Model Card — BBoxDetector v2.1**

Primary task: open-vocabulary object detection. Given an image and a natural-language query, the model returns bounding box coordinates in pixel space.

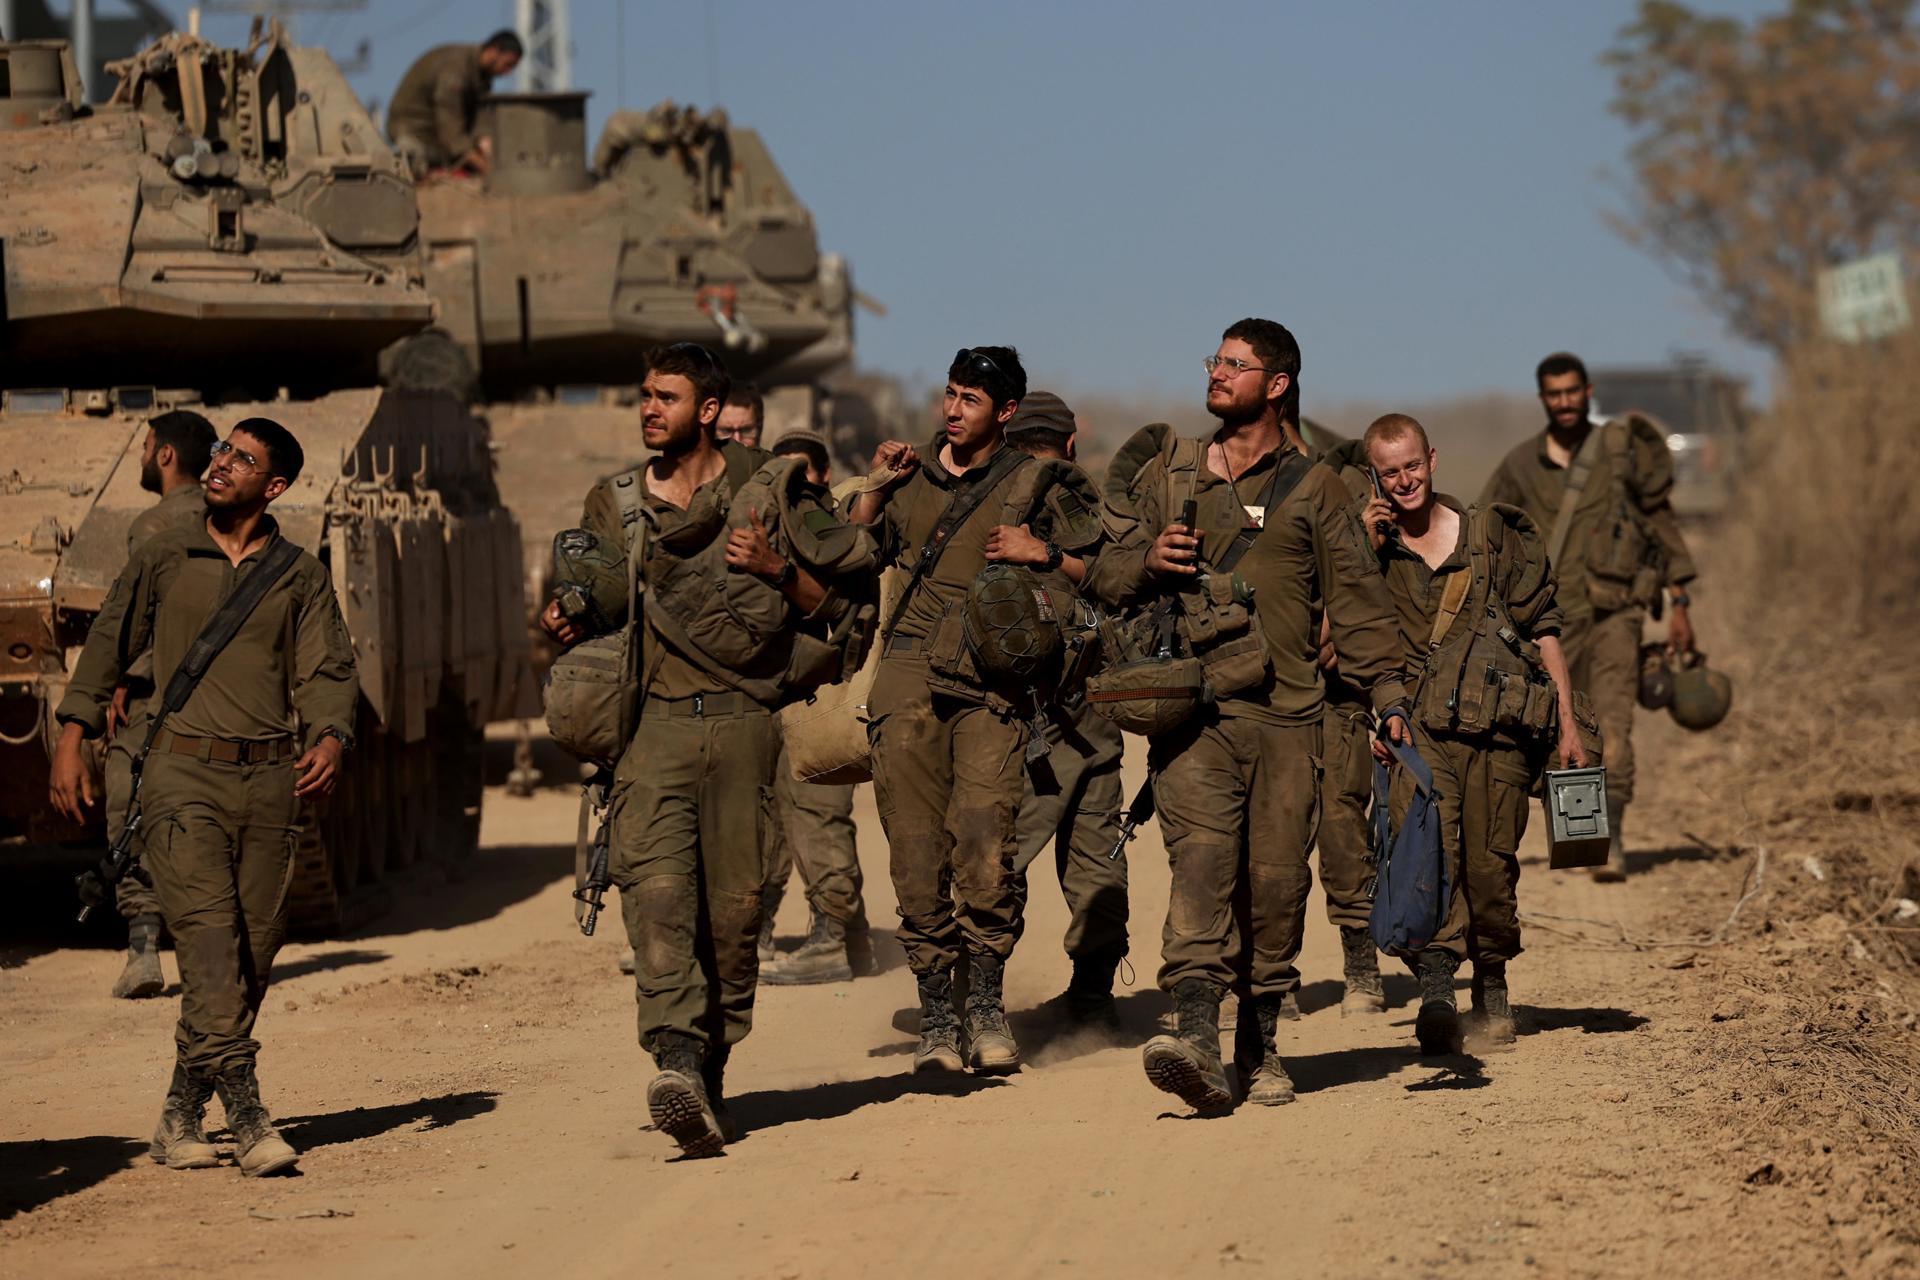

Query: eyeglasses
[1204,355,1273,378]
[954,348,1004,382]
[209,439,262,475]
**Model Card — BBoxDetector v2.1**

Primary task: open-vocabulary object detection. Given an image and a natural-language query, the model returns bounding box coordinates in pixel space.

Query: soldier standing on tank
[1085,319,1412,1114]
[540,343,874,1157]
[1001,391,1130,1029]
[757,430,877,986]
[106,410,218,1000]
[387,30,523,178]
[848,347,1105,1076]
[50,418,358,1178]
[1479,353,1698,882]
[1361,414,1588,1051]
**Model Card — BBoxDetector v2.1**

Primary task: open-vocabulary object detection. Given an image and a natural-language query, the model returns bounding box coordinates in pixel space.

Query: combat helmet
[1638,644,1675,710]
[1668,652,1733,731]
[965,563,1065,681]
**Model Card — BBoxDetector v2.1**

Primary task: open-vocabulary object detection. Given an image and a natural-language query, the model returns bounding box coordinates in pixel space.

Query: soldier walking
[540,343,876,1156]
[106,410,218,1000]
[1086,320,1411,1113]
[51,418,358,1177]
[1480,353,1698,881]
[848,347,1104,1076]
[1361,414,1588,1051]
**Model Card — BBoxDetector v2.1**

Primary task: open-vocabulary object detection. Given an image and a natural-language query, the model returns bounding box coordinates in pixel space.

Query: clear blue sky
[177,0,1778,405]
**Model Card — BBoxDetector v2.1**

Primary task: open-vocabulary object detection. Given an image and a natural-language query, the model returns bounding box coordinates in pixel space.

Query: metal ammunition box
[1545,767,1611,869]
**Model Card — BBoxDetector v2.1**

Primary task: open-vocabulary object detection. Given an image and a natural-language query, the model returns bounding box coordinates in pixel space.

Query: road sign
[1818,252,1911,343]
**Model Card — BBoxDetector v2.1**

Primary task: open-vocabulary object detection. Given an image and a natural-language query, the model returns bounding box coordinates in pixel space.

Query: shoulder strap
[882,447,1030,639]
[1425,507,1491,651]
[1545,427,1604,565]
[139,537,304,760]
[611,468,649,632]
[1216,447,1312,575]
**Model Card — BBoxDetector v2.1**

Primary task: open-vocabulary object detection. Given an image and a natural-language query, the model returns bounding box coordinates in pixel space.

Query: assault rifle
[573,771,614,936]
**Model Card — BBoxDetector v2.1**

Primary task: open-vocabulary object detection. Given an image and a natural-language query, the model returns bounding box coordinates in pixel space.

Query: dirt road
[2,716,1910,1279]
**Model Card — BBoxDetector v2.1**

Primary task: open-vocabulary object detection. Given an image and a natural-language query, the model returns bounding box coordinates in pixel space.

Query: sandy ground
[0,718,1907,1280]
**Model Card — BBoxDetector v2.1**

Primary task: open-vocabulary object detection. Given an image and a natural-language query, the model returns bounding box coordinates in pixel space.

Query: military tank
[408,93,861,629]
[0,29,535,930]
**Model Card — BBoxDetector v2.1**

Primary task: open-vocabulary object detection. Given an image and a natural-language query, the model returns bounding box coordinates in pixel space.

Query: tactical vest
[1568,419,1665,611]
[1412,505,1559,743]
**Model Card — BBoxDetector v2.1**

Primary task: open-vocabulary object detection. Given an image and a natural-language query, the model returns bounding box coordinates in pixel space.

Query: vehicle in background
[1591,358,1752,518]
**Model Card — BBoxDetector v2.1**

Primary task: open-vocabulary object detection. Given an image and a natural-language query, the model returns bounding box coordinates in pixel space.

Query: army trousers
[609,692,776,1057]
[1563,605,1641,806]
[141,748,299,1075]
[1012,709,1129,964]
[1389,735,1534,964]
[105,710,161,921]
[1148,715,1321,1000]
[1318,695,1375,931]
[869,654,1027,977]
[762,733,867,931]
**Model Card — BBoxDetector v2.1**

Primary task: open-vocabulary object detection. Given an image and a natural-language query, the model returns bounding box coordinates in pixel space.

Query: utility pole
[516,0,571,92]
[71,0,93,100]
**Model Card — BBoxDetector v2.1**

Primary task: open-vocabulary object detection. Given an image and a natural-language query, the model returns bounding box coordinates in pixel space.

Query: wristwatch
[317,726,355,754]
[1040,540,1064,573]
[772,558,798,588]
[1669,588,1691,608]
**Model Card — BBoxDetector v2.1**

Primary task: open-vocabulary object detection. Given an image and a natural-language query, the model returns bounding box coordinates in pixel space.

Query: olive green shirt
[1479,419,1698,612]
[388,43,489,161]
[121,482,207,688]
[1371,495,1565,666]
[878,436,1102,642]
[1087,441,1412,724]
[58,517,359,748]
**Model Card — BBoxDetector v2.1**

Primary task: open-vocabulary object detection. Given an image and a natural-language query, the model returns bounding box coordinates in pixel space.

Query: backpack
[1369,736,1450,958]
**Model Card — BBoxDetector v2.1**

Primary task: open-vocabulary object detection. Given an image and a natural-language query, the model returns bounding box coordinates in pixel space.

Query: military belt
[647,690,762,719]
[157,729,295,765]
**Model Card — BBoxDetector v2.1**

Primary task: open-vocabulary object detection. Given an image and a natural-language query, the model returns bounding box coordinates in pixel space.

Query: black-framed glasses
[1204,354,1273,378]
[209,439,262,475]
[954,347,1003,381]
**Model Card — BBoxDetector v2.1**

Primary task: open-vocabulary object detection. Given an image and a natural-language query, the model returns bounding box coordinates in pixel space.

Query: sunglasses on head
[953,347,1005,382]
[663,341,721,369]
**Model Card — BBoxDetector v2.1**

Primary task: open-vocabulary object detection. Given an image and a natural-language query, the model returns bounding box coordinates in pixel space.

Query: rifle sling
[882,446,1030,640]
[1545,426,1604,567]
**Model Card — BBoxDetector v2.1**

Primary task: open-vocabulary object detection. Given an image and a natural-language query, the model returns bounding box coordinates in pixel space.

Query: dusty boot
[962,951,1021,1074]
[1064,953,1121,1028]
[148,1064,219,1170]
[1339,926,1386,1015]
[214,1063,298,1177]
[1413,950,1461,1056]
[1278,989,1302,1021]
[646,1031,725,1157]
[701,1045,739,1145]
[844,925,877,979]
[1471,961,1517,1047]
[617,948,635,975]
[912,969,965,1074]
[755,904,778,965]
[1591,797,1628,883]
[1142,979,1233,1113]
[111,914,166,1000]
[760,911,854,986]
[1231,995,1297,1106]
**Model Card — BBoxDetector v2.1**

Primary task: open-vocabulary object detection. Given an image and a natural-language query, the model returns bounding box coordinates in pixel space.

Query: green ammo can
[1545,767,1611,869]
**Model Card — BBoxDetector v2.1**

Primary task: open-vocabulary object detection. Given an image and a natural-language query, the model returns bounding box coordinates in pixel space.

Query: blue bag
[1369,737,1449,958]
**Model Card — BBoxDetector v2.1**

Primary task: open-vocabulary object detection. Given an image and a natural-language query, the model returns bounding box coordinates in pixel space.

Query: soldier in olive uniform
[107,410,218,1000]
[1003,391,1129,1027]
[52,418,359,1178]
[387,30,523,176]
[1479,353,1698,881]
[759,431,875,986]
[1361,414,1589,1051]
[1087,320,1412,1114]
[848,347,1105,1076]
[540,343,876,1157]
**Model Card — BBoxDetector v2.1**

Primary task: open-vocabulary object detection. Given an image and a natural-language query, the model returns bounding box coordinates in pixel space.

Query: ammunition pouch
[544,626,639,769]
[1176,572,1269,702]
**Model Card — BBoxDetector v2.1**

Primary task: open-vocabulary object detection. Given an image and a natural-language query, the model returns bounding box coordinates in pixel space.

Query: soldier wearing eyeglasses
[1086,319,1412,1114]
[51,418,359,1178]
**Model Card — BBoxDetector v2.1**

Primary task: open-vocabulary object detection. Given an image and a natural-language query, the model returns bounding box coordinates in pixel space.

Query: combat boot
[618,948,635,975]
[760,910,854,986]
[111,914,165,1000]
[1142,979,1233,1113]
[912,968,965,1074]
[148,1064,219,1170]
[701,1045,739,1145]
[214,1063,298,1177]
[1339,926,1386,1016]
[1064,952,1121,1029]
[1591,798,1628,883]
[646,1031,726,1157]
[845,925,877,979]
[1470,961,1517,1047]
[962,951,1021,1074]
[1231,995,1297,1106]
[755,906,777,966]
[1413,949,1461,1056]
